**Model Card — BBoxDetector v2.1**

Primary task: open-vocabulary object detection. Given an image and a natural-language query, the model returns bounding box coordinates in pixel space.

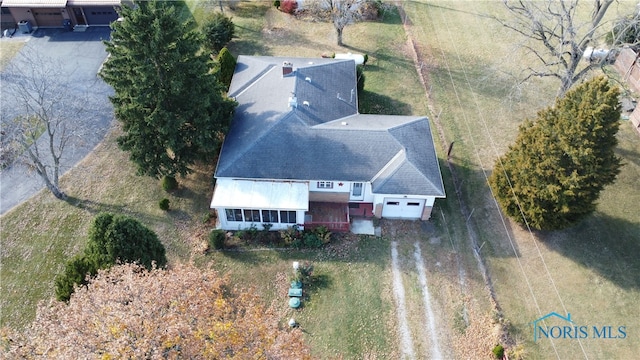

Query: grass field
[401,1,640,358]
[1,1,639,359]
[0,41,24,71]
[0,2,453,358]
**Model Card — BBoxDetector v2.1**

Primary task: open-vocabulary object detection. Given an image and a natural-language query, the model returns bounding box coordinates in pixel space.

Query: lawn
[0,41,24,71]
[2,1,639,359]
[0,2,454,358]
[402,1,640,358]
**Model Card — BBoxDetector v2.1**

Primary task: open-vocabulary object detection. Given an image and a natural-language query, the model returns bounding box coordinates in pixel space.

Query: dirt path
[413,242,443,359]
[390,241,416,359]
[396,1,512,352]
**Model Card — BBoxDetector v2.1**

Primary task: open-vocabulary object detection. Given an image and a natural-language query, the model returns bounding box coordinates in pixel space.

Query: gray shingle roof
[215,56,445,197]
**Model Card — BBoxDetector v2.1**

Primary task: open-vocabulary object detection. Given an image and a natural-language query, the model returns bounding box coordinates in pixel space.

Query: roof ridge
[229,63,276,98]
[386,116,427,131]
[370,149,406,183]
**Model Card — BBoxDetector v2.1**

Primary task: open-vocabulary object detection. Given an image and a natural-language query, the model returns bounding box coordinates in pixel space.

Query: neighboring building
[614,48,640,136]
[1,0,121,32]
[210,56,446,232]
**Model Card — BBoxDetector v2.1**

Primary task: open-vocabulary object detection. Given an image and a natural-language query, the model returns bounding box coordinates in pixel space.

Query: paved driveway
[0,27,114,215]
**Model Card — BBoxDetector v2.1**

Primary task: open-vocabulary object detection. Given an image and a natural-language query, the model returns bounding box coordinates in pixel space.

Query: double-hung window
[317,181,333,189]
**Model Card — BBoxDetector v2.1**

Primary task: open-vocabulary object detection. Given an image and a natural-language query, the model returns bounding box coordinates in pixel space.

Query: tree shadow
[64,196,167,224]
[539,213,640,289]
[358,89,412,115]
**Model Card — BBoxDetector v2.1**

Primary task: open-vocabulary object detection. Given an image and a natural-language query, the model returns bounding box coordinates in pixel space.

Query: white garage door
[381,198,424,219]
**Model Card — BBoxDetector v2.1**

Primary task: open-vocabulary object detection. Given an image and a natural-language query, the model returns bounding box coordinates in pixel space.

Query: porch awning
[1,0,66,7]
[211,179,309,211]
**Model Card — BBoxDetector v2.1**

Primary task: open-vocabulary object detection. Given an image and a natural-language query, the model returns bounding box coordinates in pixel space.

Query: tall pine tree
[489,76,622,230]
[100,0,236,178]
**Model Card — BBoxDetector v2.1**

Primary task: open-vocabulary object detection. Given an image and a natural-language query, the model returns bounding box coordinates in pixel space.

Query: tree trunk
[337,27,343,46]
[46,181,68,200]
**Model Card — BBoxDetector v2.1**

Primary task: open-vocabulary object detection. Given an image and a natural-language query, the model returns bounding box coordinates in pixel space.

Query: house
[1,0,122,32]
[210,56,446,232]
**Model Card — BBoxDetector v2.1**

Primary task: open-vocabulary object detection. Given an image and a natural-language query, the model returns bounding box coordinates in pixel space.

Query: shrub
[216,47,236,90]
[246,223,259,239]
[162,175,178,192]
[492,344,505,359]
[280,0,297,14]
[55,213,167,302]
[280,225,302,246]
[202,12,235,54]
[298,261,314,281]
[55,255,97,302]
[302,232,323,249]
[209,229,226,250]
[313,226,332,244]
[86,212,167,269]
[363,54,369,65]
[202,211,215,224]
[273,0,280,8]
[159,198,170,211]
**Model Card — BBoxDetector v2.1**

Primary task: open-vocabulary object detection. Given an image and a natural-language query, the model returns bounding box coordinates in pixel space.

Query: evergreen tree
[86,212,167,270]
[100,0,236,178]
[489,76,622,230]
[216,47,236,90]
[55,212,167,301]
[202,12,235,54]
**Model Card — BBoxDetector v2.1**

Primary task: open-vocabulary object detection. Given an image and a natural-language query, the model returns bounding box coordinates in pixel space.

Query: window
[280,211,297,224]
[243,209,261,222]
[262,210,279,223]
[317,181,333,189]
[351,182,363,197]
[225,209,243,221]
[407,202,421,206]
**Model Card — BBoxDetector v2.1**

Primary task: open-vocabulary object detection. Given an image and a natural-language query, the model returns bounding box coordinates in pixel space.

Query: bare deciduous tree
[1,50,93,200]
[499,0,619,96]
[306,0,367,46]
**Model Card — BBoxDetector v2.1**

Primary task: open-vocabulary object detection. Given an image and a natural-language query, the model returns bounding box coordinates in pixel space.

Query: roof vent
[305,77,311,83]
[303,100,310,107]
[341,121,348,126]
[283,61,293,76]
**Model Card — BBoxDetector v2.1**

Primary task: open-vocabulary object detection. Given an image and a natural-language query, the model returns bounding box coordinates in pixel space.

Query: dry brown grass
[402,1,640,358]
[0,41,24,71]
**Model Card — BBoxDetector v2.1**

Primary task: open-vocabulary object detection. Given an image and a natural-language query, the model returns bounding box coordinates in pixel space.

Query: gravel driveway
[0,27,114,215]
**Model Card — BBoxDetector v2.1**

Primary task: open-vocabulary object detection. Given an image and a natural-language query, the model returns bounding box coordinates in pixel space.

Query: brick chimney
[283,61,293,76]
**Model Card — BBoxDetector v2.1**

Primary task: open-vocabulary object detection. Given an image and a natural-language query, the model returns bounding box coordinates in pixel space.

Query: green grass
[0,2,432,357]
[3,1,639,358]
[402,1,640,358]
